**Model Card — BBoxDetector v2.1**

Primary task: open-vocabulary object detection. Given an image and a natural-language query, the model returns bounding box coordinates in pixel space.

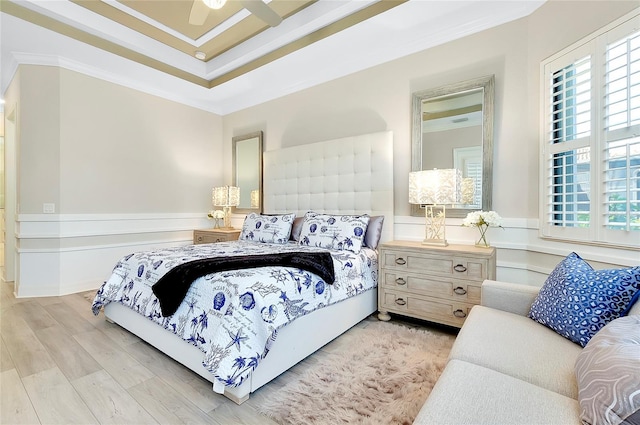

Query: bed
[92,131,394,404]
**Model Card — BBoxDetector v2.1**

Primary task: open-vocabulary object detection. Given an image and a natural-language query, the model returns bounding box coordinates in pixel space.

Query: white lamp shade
[409,169,462,205]
[212,186,240,207]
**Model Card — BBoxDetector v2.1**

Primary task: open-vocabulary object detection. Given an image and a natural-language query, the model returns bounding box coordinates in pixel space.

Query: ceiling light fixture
[195,51,206,60]
[202,0,227,10]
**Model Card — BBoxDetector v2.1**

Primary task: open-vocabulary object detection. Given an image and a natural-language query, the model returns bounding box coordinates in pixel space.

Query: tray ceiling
[0,0,546,114]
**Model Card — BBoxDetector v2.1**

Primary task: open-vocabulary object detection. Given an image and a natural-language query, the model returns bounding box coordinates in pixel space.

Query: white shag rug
[256,319,455,425]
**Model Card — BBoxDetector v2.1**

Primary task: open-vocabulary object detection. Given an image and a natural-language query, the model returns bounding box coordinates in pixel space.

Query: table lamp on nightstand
[212,186,240,229]
[409,169,462,246]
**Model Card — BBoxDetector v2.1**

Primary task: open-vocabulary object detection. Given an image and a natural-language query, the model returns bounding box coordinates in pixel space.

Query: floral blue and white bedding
[91,240,378,392]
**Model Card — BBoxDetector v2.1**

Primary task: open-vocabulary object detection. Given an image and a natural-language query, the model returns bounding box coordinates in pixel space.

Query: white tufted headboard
[263,131,394,244]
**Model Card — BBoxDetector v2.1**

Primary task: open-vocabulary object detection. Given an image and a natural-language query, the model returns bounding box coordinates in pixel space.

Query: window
[541,11,640,248]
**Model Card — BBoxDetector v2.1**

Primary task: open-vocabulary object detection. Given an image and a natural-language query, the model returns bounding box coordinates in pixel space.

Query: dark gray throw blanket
[152,251,335,317]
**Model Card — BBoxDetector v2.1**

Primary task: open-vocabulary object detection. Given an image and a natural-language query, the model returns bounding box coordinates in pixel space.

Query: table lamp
[409,169,461,246]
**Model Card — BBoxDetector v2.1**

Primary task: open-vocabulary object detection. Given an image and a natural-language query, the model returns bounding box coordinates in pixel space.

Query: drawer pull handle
[454,264,467,273]
[197,236,203,242]
[453,309,467,318]
[395,278,406,285]
[395,298,407,306]
[453,287,467,295]
[395,258,407,265]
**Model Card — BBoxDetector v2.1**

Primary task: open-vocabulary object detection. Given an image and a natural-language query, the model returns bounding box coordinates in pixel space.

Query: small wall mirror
[411,75,494,217]
[232,131,263,214]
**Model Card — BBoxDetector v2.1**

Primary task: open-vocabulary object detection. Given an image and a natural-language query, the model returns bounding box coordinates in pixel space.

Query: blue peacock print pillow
[239,213,296,244]
[299,212,370,253]
[528,252,640,347]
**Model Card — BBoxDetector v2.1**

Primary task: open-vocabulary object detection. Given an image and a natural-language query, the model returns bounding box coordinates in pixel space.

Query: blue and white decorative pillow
[528,252,640,347]
[239,213,296,244]
[299,212,370,253]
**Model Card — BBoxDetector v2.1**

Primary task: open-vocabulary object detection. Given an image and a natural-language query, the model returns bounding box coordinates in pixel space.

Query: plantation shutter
[542,45,594,239]
[541,11,640,248]
[602,28,640,235]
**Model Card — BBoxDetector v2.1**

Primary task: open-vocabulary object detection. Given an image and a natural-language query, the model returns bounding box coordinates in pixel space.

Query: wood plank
[12,300,58,331]
[73,329,155,389]
[0,368,40,424]
[22,367,99,424]
[1,309,57,378]
[71,370,157,425]
[123,339,227,412]
[59,291,105,324]
[128,376,221,425]
[44,301,95,335]
[35,324,102,381]
[0,335,15,372]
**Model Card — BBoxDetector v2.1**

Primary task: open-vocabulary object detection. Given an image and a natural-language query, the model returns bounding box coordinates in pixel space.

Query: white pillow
[239,213,295,244]
[299,212,370,253]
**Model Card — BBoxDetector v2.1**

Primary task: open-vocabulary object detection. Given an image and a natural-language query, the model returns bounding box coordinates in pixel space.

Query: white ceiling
[1,0,545,115]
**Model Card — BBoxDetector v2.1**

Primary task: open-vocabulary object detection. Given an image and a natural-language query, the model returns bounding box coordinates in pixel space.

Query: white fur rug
[256,319,455,425]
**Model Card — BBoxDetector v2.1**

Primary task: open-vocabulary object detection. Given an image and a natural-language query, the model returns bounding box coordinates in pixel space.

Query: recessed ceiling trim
[204,0,377,78]
[2,1,210,87]
[3,0,407,90]
[102,0,205,46]
[208,0,408,88]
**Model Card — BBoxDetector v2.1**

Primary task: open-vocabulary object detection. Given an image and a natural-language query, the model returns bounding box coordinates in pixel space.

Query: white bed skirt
[104,287,377,404]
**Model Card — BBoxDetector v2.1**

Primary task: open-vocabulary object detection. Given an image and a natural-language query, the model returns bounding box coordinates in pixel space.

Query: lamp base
[423,205,448,246]
[422,238,448,247]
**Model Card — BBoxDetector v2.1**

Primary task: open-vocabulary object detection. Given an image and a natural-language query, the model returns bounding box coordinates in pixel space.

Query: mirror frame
[232,131,263,215]
[411,74,494,218]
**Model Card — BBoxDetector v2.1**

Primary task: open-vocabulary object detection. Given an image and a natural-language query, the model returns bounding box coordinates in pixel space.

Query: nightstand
[193,228,241,244]
[377,241,496,328]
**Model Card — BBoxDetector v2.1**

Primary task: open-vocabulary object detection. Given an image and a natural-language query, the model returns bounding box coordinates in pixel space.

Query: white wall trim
[12,213,638,298]
[17,237,193,254]
[17,212,216,239]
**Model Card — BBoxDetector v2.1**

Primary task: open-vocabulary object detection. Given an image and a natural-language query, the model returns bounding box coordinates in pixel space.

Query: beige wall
[58,69,222,213]
[19,66,61,214]
[17,66,223,214]
[222,1,639,222]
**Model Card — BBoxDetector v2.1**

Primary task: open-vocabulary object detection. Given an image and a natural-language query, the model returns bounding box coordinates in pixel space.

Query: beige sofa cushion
[448,305,583,399]
[414,359,581,425]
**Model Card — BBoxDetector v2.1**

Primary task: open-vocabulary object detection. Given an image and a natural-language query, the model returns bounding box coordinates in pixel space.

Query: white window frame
[540,9,640,249]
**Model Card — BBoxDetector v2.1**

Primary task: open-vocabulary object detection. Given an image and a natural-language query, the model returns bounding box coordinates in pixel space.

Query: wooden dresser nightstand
[377,241,496,328]
[193,228,241,244]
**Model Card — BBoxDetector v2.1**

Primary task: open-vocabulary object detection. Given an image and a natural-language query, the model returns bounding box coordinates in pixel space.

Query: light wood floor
[0,280,456,425]
[0,280,296,425]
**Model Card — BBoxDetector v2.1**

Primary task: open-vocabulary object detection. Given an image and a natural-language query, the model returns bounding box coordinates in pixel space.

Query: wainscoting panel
[14,213,222,297]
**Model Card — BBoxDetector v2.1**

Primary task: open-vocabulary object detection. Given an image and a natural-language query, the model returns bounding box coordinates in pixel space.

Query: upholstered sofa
[414,279,640,425]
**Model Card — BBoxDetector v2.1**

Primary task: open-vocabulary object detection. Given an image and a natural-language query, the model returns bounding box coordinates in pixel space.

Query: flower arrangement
[462,210,503,247]
[207,210,225,228]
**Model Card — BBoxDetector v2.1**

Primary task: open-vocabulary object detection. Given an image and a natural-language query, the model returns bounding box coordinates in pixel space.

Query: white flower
[462,210,503,228]
[207,210,225,219]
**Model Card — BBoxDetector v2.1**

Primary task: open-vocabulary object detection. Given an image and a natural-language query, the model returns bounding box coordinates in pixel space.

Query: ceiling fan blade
[189,0,210,26]
[240,0,282,27]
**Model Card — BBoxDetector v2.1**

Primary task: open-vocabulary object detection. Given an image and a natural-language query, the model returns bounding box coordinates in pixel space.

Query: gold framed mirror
[411,75,494,218]
[232,131,263,214]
